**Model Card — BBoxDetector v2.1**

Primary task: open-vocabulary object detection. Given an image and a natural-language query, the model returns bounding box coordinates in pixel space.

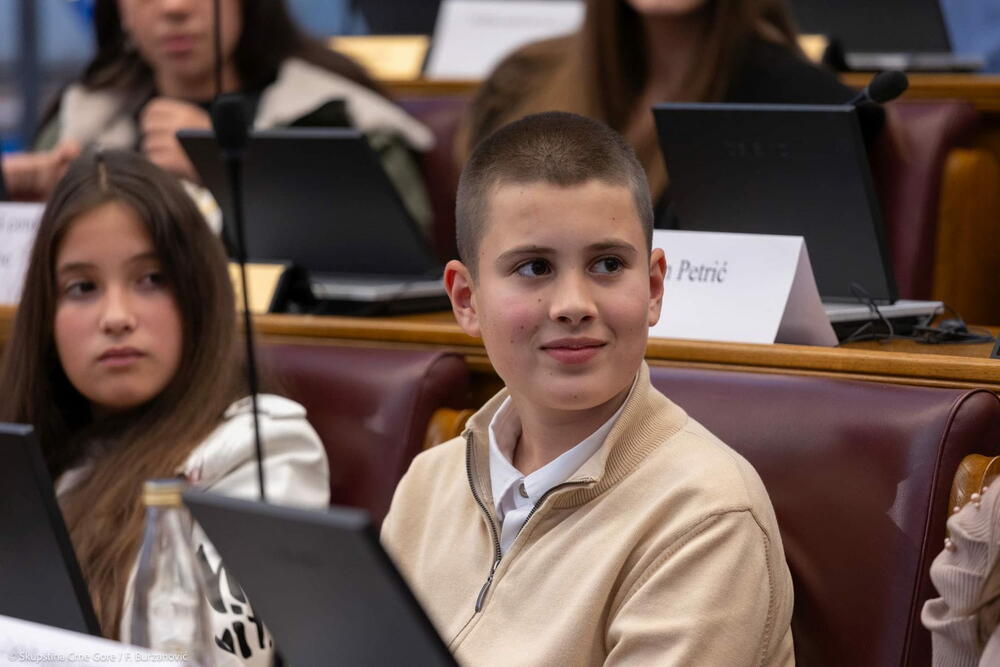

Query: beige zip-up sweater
[382,363,795,666]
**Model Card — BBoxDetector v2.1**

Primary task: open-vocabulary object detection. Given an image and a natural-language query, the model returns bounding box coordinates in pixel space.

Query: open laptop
[0,423,101,636]
[653,103,940,331]
[356,0,442,35]
[790,0,983,72]
[183,490,457,666]
[178,128,447,314]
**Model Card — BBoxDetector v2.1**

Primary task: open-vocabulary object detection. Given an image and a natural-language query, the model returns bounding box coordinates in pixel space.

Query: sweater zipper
[466,433,503,613]
[474,480,590,612]
[467,431,592,613]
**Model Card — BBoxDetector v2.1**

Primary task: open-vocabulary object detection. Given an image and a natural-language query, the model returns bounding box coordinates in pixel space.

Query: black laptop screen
[653,103,897,303]
[178,128,441,278]
[0,424,101,635]
[790,0,951,53]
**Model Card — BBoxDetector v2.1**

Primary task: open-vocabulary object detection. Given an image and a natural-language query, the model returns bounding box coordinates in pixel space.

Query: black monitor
[355,0,442,35]
[790,0,951,53]
[184,490,457,666]
[0,423,101,635]
[653,102,897,304]
[178,127,441,279]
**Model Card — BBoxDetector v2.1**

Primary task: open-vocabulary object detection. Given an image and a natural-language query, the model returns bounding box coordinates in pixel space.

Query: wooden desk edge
[387,75,1000,114]
[251,313,1000,391]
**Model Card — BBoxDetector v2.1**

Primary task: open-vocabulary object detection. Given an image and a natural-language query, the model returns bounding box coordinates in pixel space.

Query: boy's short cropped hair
[456,111,654,276]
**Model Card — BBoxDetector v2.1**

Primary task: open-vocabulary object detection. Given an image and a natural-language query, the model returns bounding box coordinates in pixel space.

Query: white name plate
[0,203,45,306]
[0,614,194,665]
[425,0,584,79]
[649,230,837,347]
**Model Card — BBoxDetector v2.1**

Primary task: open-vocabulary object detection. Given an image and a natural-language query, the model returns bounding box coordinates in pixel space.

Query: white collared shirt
[487,387,632,555]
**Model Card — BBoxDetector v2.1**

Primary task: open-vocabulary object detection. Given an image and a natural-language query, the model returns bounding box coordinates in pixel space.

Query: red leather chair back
[259,344,470,523]
[871,101,978,299]
[400,96,469,262]
[649,366,1000,666]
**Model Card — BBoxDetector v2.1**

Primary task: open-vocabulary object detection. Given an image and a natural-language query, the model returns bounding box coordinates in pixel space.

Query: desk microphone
[211,93,267,503]
[849,70,909,106]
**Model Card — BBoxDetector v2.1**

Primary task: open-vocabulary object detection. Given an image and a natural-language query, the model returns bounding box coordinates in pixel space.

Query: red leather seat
[870,101,979,299]
[648,366,1000,666]
[259,343,470,524]
[400,96,468,262]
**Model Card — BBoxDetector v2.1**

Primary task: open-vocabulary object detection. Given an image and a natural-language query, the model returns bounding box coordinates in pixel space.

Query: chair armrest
[424,407,474,449]
[949,453,1000,516]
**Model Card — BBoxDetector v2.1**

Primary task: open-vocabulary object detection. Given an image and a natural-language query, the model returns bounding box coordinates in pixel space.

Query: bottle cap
[142,478,187,507]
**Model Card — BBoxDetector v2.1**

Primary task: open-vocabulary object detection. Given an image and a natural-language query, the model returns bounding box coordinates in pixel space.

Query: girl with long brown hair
[461,0,877,208]
[0,150,328,664]
[6,0,432,232]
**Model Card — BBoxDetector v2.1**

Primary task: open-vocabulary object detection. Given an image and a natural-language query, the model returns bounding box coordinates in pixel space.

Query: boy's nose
[549,273,597,326]
[99,288,138,336]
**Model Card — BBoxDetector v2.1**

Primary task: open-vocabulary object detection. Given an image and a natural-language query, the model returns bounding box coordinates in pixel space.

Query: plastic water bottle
[129,478,213,666]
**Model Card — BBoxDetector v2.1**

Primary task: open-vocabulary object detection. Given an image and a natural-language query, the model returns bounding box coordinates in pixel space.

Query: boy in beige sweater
[381,111,795,666]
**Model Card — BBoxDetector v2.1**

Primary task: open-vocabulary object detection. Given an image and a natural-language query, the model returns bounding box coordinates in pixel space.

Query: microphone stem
[848,90,869,106]
[223,152,267,503]
[213,0,223,98]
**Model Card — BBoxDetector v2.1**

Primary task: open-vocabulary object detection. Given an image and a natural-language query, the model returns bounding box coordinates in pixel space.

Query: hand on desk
[140,97,212,183]
[2,140,81,201]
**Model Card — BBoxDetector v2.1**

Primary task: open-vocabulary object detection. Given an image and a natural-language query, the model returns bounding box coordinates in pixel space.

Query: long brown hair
[461,0,800,195]
[38,0,386,134]
[0,150,244,637]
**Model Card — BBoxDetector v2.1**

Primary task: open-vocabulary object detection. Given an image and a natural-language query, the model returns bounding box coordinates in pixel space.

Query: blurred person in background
[459,0,880,223]
[4,0,432,232]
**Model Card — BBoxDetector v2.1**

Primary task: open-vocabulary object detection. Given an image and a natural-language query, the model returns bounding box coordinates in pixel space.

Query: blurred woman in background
[460,0,879,216]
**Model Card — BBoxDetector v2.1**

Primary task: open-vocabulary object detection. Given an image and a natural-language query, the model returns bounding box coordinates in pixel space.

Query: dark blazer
[726,37,884,142]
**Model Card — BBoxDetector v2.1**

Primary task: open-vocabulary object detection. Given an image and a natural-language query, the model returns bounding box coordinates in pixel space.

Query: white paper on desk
[0,202,45,306]
[649,230,837,346]
[0,613,195,665]
[425,0,584,79]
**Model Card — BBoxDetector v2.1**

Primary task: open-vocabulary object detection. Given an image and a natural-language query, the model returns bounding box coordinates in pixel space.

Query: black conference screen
[790,0,952,53]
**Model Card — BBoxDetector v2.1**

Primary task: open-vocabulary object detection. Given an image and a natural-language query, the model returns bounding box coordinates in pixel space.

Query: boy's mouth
[540,338,606,364]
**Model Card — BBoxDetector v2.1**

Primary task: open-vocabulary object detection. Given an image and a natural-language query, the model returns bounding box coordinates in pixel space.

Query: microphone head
[868,70,909,104]
[210,94,249,156]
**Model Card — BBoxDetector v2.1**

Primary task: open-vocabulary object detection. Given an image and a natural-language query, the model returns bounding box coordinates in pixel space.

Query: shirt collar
[487,377,636,515]
[487,398,524,512]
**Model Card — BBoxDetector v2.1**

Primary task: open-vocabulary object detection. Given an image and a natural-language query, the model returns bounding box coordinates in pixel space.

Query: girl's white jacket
[58,394,329,666]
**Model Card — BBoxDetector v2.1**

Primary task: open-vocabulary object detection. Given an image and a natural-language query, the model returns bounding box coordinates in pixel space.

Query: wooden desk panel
[0,306,13,348]
[2,306,995,392]
[388,75,1000,114]
[841,73,1000,115]
[248,310,1000,392]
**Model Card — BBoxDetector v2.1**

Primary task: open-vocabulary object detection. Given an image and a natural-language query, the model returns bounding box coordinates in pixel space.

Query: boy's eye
[515,259,552,277]
[591,256,625,274]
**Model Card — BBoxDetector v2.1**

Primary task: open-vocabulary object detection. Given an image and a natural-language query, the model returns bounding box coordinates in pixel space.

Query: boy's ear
[647,248,666,327]
[444,259,481,337]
